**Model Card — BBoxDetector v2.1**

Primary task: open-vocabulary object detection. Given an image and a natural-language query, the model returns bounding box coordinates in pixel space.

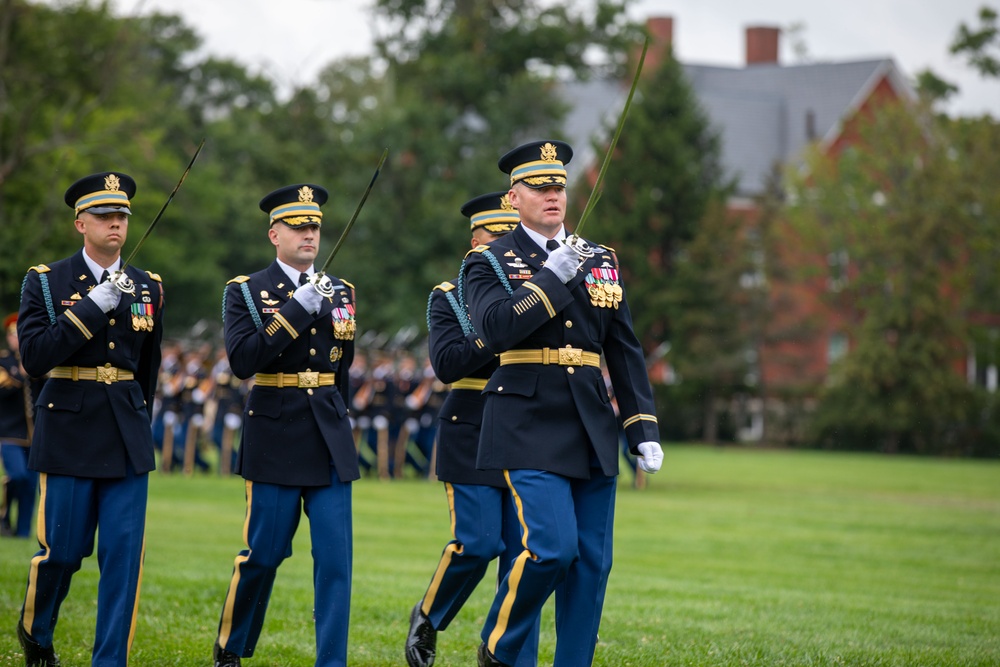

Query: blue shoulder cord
[221,283,263,329]
[426,287,475,337]
[23,273,57,326]
[444,249,515,339]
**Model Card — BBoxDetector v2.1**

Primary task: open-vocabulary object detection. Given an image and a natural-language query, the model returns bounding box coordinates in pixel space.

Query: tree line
[2,0,998,455]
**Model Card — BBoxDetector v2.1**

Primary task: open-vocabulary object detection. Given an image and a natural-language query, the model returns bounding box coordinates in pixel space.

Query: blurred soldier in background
[0,313,45,539]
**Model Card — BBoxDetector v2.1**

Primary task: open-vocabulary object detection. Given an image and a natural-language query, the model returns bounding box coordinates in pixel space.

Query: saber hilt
[108,138,206,294]
[311,148,389,297]
[565,37,649,265]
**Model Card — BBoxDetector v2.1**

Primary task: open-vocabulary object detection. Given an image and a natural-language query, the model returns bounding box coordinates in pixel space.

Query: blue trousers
[21,466,148,667]
[482,468,616,667]
[2,442,37,538]
[420,482,539,667]
[217,476,353,667]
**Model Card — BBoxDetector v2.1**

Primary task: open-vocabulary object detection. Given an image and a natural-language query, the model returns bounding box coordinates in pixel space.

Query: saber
[110,138,206,294]
[565,36,649,260]
[311,147,389,297]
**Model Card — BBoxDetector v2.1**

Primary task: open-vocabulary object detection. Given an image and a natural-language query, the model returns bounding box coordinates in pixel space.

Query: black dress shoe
[213,640,242,667]
[17,619,60,667]
[478,642,510,667]
[404,601,437,667]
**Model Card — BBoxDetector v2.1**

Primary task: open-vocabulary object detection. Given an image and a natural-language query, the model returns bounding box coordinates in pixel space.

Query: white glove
[544,244,579,283]
[89,280,122,313]
[293,281,323,315]
[637,441,663,474]
[223,413,242,430]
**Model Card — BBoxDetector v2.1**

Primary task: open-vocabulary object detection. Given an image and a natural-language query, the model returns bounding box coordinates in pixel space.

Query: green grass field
[1,445,998,666]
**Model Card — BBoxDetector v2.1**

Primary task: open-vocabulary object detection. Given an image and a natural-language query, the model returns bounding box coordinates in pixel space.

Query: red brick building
[560,16,915,441]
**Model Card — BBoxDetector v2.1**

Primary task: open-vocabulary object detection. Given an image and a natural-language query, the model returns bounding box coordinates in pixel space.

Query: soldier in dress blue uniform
[405,192,539,667]
[15,171,165,667]
[0,313,45,539]
[212,183,359,667]
[462,142,664,667]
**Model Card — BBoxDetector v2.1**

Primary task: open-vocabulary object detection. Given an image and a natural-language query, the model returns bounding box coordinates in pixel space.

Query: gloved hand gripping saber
[108,138,206,294]
[310,148,389,298]
[563,37,649,265]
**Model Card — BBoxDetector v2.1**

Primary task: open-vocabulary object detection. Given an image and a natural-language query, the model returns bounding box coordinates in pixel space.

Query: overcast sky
[112,0,996,117]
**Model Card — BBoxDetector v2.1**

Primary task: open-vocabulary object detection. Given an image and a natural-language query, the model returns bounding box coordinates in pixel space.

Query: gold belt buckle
[558,347,583,366]
[97,366,118,384]
[297,371,319,388]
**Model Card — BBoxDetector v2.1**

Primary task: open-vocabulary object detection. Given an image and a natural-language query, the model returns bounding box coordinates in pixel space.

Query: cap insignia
[500,194,514,211]
[540,142,558,162]
[105,174,121,191]
[298,186,315,203]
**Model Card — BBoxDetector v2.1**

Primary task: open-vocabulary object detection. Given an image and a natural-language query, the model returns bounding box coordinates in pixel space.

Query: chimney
[642,16,674,74]
[745,26,780,65]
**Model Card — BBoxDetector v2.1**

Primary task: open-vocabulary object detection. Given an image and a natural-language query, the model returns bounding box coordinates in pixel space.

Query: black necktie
[546,239,560,253]
[99,270,109,284]
[299,272,309,286]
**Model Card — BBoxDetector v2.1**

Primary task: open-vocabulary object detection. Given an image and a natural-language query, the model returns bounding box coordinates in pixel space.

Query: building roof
[559,57,914,198]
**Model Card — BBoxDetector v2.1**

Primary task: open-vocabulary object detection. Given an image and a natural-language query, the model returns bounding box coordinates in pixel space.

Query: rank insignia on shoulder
[342,279,355,289]
[466,246,490,256]
[31,264,51,274]
[227,275,251,285]
[145,271,162,282]
[435,281,456,292]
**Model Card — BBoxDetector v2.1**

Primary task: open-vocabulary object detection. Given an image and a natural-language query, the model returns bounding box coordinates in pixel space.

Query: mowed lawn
[0,444,998,666]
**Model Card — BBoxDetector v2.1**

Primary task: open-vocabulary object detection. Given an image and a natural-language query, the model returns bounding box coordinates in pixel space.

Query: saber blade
[312,148,389,296]
[112,138,206,294]
[567,36,649,251]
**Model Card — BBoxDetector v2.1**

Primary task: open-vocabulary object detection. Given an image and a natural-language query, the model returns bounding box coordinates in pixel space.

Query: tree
[580,43,742,440]
[0,1,283,335]
[788,101,978,454]
[317,0,643,336]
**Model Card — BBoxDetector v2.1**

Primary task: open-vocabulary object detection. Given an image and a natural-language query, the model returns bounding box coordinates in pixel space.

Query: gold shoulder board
[434,281,456,292]
[465,245,490,258]
[145,271,162,282]
[227,275,251,285]
[30,264,51,274]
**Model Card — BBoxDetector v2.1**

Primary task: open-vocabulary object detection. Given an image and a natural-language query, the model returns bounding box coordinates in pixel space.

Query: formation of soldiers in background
[148,330,645,486]
[151,334,449,481]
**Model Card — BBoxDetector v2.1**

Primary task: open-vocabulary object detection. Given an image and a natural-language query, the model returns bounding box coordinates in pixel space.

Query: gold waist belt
[499,347,601,368]
[51,365,134,384]
[451,378,488,391]
[254,371,336,388]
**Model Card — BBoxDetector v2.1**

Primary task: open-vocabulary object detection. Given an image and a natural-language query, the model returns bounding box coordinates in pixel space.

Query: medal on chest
[332,303,356,340]
[585,264,622,309]
[130,302,155,331]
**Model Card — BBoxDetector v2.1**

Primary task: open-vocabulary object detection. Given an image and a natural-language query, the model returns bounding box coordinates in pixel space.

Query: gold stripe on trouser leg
[421,483,463,615]
[23,473,50,633]
[488,470,535,654]
[218,480,253,648]
[127,535,146,655]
